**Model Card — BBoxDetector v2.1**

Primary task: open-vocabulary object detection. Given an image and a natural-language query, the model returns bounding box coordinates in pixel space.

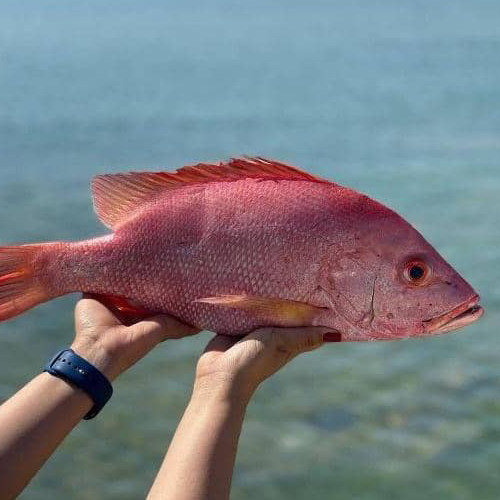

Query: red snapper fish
[0,157,483,341]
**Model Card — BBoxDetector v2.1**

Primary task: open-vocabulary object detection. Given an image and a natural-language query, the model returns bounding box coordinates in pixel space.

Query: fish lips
[423,294,483,334]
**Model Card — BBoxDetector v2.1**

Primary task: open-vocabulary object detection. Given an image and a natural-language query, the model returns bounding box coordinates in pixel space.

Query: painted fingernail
[323,331,342,342]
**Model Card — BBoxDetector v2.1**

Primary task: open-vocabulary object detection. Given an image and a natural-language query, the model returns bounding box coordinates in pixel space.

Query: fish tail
[0,243,57,322]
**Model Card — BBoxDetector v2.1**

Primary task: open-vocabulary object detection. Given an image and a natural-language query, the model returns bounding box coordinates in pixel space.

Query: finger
[129,314,200,343]
[203,334,239,355]
[198,334,239,368]
[84,293,154,326]
[76,294,123,328]
[249,326,336,354]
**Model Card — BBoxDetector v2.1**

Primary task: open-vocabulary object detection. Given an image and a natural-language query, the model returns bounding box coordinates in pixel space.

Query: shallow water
[1,1,499,499]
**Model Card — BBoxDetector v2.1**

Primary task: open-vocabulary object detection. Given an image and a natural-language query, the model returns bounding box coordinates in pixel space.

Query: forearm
[0,373,92,500]
[147,381,250,500]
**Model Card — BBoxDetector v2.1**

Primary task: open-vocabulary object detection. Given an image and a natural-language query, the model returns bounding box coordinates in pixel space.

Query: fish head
[320,198,483,341]
[362,211,482,340]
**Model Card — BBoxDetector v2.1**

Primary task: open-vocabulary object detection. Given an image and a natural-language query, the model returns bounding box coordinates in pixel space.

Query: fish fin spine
[91,157,330,229]
[0,244,54,322]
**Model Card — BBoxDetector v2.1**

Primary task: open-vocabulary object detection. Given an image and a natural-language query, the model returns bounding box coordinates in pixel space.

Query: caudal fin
[0,245,52,322]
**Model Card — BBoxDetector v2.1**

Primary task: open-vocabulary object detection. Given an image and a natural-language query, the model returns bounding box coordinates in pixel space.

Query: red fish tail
[0,244,57,322]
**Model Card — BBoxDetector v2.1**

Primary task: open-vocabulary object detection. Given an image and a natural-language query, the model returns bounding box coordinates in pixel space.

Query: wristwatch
[44,348,113,420]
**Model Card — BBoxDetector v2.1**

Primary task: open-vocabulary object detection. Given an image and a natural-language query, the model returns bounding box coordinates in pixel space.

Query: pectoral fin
[194,295,326,327]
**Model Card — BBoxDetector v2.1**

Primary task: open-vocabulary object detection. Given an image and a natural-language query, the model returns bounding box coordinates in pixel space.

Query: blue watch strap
[44,348,113,420]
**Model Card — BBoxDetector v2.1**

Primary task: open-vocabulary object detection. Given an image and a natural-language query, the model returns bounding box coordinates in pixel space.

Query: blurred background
[0,1,499,499]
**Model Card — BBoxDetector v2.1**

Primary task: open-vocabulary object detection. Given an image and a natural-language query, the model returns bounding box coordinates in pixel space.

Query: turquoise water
[1,1,499,498]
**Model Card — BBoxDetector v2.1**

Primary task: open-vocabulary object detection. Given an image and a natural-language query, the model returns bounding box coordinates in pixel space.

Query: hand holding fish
[147,326,337,500]
[0,297,198,500]
[72,294,199,381]
[0,294,336,500]
[193,327,338,401]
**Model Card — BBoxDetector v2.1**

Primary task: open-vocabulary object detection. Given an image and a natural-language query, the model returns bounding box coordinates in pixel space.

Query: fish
[0,157,483,341]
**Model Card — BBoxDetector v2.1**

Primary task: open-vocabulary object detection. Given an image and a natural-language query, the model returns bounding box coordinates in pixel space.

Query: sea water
[1,1,499,499]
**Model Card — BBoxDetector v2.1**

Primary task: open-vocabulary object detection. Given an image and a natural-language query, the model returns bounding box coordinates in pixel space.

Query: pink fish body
[0,158,483,341]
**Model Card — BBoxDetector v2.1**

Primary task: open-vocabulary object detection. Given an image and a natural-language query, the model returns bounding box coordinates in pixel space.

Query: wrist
[41,371,94,409]
[70,342,121,382]
[44,348,114,419]
[192,373,257,408]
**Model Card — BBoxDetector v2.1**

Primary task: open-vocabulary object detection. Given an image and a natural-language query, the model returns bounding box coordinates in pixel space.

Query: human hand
[194,327,341,402]
[71,294,199,381]
[146,327,339,500]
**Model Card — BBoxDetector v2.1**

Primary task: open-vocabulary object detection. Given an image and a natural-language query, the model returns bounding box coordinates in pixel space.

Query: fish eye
[409,265,424,280]
[402,259,432,286]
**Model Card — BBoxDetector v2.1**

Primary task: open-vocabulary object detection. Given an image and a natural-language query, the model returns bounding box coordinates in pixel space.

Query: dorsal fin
[91,156,328,229]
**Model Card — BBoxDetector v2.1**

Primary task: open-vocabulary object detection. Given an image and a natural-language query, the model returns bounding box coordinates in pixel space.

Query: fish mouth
[423,295,483,334]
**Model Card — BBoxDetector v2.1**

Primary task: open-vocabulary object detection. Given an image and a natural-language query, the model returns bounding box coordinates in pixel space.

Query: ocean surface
[0,1,499,499]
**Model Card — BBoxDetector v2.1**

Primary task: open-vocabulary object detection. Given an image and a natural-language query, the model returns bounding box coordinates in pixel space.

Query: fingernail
[323,331,342,342]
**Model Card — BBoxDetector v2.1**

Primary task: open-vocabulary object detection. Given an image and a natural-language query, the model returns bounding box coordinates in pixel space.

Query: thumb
[129,314,200,344]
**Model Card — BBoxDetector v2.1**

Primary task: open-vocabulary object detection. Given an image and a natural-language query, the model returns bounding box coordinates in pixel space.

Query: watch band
[44,348,113,420]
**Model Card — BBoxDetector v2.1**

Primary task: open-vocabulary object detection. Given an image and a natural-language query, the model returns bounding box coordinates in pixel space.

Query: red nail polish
[323,331,342,342]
